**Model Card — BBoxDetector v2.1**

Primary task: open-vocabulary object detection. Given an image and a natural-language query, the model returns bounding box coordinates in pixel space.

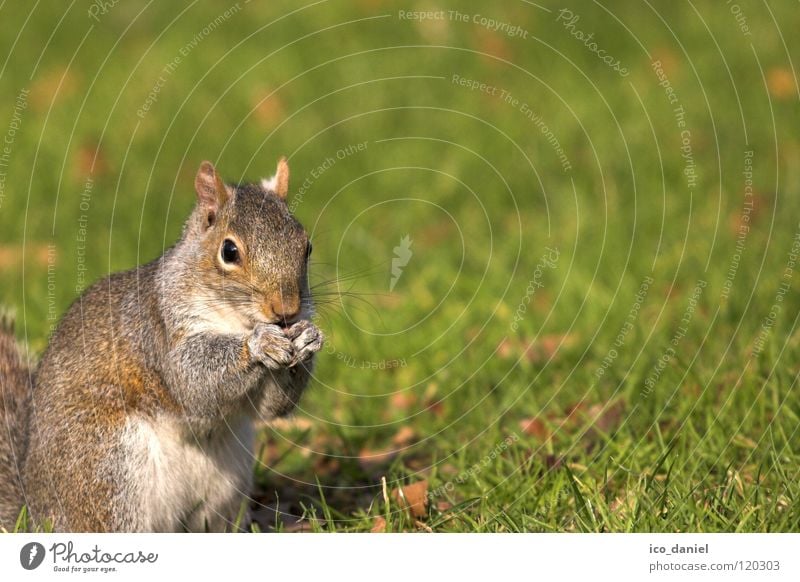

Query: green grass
[2,1,800,532]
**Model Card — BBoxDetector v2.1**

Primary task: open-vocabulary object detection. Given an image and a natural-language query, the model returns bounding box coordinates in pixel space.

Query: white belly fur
[121,414,254,531]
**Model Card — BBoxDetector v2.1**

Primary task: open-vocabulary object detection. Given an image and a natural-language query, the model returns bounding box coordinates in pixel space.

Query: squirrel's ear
[261,157,290,200]
[194,161,229,226]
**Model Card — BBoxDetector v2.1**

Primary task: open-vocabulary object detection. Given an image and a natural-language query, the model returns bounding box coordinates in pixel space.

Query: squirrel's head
[189,158,312,328]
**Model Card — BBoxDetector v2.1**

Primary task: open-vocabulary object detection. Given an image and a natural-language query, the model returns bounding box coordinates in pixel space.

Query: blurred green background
[1,1,799,531]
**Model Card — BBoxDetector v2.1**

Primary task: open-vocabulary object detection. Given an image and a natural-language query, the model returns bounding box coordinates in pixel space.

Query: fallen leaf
[392,426,416,446]
[733,434,758,450]
[728,192,769,236]
[392,480,429,518]
[358,446,397,469]
[417,218,455,245]
[370,516,386,533]
[553,401,587,429]
[464,327,482,342]
[767,67,796,100]
[544,454,563,470]
[652,48,680,78]
[75,140,109,178]
[586,401,626,434]
[519,417,550,441]
[390,391,417,410]
[282,519,316,533]
[497,337,515,359]
[30,67,78,110]
[474,29,513,62]
[0,244,56,269]
[251,86,285,126]
[497,334,578,364]
[424,399,444,417]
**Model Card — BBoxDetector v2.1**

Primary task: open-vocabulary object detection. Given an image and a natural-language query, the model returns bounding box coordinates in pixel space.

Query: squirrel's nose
[268,293,301,326]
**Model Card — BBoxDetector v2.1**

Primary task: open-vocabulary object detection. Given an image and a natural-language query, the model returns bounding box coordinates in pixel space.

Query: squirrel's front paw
[287,320,324,366]
[248,323,295,369]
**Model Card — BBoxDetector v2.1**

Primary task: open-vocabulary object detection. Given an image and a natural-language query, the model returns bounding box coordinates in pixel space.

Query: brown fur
[0,315,32,529]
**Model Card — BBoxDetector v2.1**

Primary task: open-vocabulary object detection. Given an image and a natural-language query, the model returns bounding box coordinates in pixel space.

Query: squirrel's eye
[305,241,313,260]
[221,239,240,264]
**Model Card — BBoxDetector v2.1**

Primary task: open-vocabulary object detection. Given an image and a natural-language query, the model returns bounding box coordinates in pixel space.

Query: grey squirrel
[0,158,324,531]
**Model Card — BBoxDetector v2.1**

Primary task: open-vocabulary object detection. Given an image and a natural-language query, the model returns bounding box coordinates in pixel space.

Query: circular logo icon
[19,542,45,570]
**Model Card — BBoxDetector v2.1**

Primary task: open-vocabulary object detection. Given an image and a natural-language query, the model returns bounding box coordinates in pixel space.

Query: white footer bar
[1,533,797,580]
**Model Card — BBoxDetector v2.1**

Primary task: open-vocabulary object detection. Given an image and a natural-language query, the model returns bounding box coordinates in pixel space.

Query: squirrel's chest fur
[121,414,254,532]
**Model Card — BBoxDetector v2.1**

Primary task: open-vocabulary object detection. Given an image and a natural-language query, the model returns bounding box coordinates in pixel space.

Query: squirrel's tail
[0,312,32,530]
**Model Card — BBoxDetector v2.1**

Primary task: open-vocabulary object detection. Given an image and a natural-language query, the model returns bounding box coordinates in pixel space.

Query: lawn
[1,0,799,532]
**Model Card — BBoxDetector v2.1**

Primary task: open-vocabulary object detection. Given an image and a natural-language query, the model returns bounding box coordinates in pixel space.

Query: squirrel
[0,158,324,532]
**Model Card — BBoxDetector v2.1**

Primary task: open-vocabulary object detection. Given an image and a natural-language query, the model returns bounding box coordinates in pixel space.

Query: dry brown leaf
[417,219,455,245]
[464,327,482,342]
[358,446,397,469]
[497,337,515,359]
[553,400,625,436]
[424,399,444,417]
[586,401,625,434]
[390,391,417,410]
[475,29,513,62]
[30,67,78,110]
[767,67,796,100]
[392,426,416,447]
[0,244,55,269]
[536,334,577,362]
[370,516,386,533]
[554,401,586,429]
[544,454,563,470]
[282,519,315,533]
[392,480,429,518]
[75,141,109,178]
[251,87,285,126]
[652,48,680,77]
[729,192,768,236]
[498,334,578,364]
[519,417,550,441]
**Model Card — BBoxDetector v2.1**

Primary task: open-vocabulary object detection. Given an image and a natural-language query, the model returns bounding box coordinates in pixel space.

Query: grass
[1,1,800,532]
